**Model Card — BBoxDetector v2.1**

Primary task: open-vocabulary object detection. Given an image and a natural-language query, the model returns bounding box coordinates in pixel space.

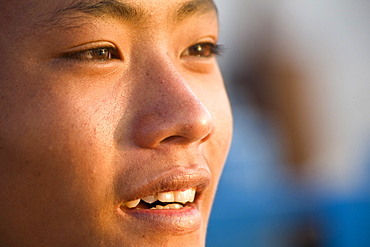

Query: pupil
[100,49,107,55]
[189,45,203,57]
[194,45,202,54]
[96,48,109,59]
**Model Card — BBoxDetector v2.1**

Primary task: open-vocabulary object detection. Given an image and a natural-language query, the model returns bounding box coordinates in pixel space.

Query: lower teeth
[151,203,184,209]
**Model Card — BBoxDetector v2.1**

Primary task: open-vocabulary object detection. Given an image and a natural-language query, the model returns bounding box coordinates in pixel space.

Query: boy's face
[0,0,232,246]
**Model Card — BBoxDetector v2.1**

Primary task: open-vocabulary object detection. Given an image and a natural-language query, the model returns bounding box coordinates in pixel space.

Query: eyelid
[59,41,121,60]
[63,41,116,53]
[181,42,224,58]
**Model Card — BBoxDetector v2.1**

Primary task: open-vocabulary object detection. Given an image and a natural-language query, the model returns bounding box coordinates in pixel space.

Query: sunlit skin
[0,0,232,246]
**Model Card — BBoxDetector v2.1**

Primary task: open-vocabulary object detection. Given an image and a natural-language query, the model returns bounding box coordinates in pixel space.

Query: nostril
[158,119,214,145]
[161,136,183,143]
[132,114,214,148]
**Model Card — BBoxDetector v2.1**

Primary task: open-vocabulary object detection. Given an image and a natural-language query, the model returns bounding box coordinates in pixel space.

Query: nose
[129,60,215,149]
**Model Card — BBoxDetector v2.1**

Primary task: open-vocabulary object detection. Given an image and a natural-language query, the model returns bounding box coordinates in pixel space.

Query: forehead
[1,0,217,32]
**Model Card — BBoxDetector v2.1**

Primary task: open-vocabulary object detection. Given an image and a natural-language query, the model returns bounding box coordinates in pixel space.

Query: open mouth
[121,187,196,210]
[117,185,204,233]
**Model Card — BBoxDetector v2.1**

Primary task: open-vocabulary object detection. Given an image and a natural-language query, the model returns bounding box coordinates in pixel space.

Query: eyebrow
[175,0,217,22]
[52,0,145,23]
[44,0,217,28]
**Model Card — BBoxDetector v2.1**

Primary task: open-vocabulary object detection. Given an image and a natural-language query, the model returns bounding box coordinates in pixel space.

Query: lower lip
[118,204,202,234]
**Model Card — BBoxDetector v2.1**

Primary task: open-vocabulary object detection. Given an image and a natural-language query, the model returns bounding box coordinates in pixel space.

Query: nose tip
[132,98,215,148]
[162,110,215,144]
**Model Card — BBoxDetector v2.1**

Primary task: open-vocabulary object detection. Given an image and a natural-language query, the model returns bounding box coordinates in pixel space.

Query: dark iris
[64,47,119,61]
[92,48,111,59]
[188,43,213,57]
[187,43,222,57]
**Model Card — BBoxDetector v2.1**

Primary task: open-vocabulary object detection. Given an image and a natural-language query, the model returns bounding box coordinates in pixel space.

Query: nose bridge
[130,56,214,148]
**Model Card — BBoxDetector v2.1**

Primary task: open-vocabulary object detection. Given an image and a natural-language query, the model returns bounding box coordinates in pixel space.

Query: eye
[63,47,120,61]
[182,42,223,58]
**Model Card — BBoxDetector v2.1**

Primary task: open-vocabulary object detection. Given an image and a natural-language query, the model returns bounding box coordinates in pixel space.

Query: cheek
[206,99,232,183]
[0,72,125,244]
[198,69,233,153]
[195,71,233,188]
[196,81,232,228]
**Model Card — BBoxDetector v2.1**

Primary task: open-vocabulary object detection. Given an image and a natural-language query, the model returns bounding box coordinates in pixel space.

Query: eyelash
[62,47,120,61]
[184,43,224,58]
[62,43,223,61]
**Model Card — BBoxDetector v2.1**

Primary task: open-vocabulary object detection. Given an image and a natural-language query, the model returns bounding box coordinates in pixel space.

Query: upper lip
[117,166,211,204]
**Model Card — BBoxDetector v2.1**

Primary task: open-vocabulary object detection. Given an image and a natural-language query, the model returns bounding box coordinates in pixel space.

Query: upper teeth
[123,187,196,209]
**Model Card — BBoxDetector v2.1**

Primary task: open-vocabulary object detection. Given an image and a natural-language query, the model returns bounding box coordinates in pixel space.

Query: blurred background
[207,1,370,246]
